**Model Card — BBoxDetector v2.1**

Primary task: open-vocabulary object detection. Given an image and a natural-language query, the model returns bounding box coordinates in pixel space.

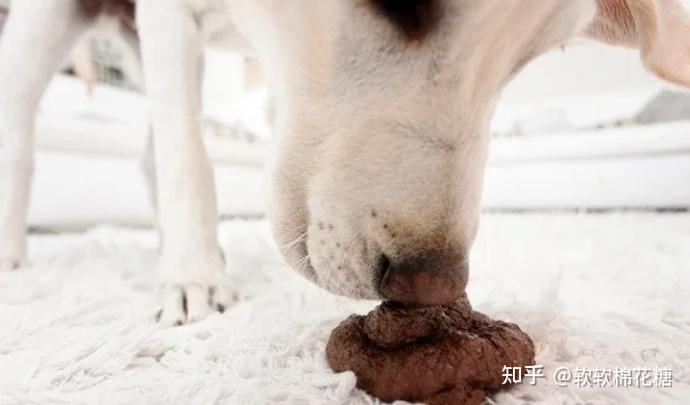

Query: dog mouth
[374,253,391,298]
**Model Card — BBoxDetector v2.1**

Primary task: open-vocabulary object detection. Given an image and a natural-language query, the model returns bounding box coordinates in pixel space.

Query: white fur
[230,0,598,298]
[136,0,231,325]
[0,0,89,270]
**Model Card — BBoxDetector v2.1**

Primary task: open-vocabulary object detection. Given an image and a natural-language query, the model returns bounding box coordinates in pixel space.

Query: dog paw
[155,283,237,327]
[0,258,22,272]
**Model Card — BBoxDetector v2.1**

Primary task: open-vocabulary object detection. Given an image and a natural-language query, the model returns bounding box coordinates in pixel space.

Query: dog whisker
[279,231,308,255]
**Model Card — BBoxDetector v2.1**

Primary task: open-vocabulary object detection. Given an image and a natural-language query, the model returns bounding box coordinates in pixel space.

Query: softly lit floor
[1,214,688,404]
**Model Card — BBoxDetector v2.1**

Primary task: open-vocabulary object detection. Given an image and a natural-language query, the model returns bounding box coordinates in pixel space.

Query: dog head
[235,0,690,304]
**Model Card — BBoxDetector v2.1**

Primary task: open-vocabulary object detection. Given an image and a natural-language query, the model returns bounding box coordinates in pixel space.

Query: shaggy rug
[1,214,689,404]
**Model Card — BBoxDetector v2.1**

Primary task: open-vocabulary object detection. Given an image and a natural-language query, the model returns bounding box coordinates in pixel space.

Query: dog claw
[156,283,236,327]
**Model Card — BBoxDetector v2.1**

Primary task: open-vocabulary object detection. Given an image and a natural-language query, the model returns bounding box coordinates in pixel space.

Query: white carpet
[1,214,689,405]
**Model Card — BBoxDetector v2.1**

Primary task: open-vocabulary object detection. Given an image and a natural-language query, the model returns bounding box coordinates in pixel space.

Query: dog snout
[377,251,468,306]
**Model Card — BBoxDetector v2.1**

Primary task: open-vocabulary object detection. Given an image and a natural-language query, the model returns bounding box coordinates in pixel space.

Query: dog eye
[368,0,440,41]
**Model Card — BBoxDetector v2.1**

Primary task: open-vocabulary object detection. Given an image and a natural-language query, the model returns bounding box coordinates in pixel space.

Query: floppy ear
[586,0,690,86]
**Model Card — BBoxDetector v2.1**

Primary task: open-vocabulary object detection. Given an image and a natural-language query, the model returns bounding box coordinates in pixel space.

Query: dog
[1,0,689,326]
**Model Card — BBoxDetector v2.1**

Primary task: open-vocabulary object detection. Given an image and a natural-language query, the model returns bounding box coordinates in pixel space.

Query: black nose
[377,251,468,306]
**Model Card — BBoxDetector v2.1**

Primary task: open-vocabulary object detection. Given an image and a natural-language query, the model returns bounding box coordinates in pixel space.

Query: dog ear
[586,0,690,86]
[368,0,440,41]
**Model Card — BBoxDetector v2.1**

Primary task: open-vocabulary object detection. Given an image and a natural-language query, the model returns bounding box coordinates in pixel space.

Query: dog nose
[377,252,467,306]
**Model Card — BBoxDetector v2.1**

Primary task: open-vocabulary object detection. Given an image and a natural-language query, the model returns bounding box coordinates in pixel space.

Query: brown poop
[326,301,535,405]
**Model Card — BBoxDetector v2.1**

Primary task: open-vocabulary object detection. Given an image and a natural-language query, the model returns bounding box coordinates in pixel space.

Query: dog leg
[140,128,158,215]
[137,0,234,326]
[0,0,90,270]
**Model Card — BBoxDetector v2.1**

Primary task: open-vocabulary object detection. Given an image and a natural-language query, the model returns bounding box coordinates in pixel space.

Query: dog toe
[156,282,237,327]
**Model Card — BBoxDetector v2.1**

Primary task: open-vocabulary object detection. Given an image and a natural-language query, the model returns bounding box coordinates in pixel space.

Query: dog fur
[1,0,689,324]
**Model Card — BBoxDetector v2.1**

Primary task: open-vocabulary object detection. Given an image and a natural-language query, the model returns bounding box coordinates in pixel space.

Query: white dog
[1,0,689,326]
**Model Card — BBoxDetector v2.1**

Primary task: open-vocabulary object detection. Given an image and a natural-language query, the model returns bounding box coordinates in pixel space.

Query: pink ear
[643,0,690,86]
[588,0,690,86]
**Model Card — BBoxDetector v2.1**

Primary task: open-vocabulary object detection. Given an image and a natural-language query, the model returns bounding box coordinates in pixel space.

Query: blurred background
[1,1,689,232]
[2,4,690,403]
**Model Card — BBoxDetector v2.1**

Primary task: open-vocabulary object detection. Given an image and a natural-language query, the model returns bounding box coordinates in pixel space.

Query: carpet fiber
[1,214,689,404]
